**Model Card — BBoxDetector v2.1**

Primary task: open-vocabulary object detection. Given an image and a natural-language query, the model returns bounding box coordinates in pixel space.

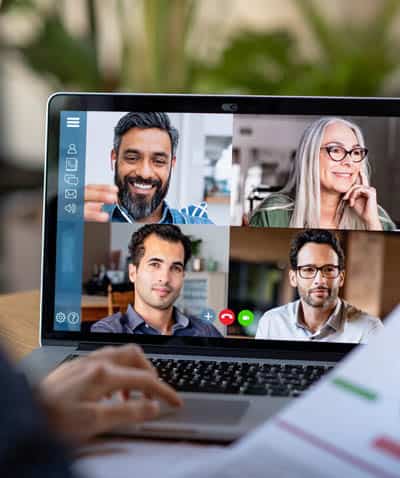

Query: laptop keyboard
[63,354,333,397]
[150,358,333,397]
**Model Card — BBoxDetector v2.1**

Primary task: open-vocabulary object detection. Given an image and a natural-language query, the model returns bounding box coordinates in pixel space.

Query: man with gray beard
[84,112,213,224]
[256,229,383,343]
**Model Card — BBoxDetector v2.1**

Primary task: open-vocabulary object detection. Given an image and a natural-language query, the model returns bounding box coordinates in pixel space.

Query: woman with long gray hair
[249,117,395,230]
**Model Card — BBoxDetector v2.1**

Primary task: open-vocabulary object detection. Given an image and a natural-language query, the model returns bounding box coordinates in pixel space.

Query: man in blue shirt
[92,224,222,337]
[84,112,213,224]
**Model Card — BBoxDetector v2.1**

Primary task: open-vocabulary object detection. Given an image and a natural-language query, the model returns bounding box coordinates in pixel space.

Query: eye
[172,265,183,273]
[330,146,343,154]
[152,156,168,166]
[149,262,160,269]
[125,154,139,161]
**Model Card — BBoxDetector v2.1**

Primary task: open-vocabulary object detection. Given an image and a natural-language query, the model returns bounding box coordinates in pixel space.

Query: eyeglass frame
[320,144,368,163]
[296,264,342,279]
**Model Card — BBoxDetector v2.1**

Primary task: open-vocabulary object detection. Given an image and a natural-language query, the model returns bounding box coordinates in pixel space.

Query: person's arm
[90,317,119,333]
[38,344,182,446]
[361,318,384,344]
[207,324,223,338]
[0,348,75,477]
[249,209,269,227]
[255,314,269,339]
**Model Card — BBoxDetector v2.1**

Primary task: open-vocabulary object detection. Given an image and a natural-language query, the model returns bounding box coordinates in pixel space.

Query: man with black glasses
[256,229,383,343]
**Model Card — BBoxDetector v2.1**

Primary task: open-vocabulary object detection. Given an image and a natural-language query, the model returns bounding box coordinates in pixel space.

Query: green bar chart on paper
[331,377,379,401]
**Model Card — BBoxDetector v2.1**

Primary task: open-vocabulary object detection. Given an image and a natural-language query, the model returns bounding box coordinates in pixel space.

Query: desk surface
[0,290,40,361]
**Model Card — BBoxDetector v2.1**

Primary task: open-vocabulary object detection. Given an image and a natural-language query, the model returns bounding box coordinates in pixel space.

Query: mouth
[310,288,329,295]
[152,287,172,297]
[332,172,353,180]
[127,179,156,195]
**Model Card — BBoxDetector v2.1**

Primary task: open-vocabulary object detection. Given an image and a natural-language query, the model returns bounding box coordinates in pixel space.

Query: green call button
[238,310,254,327]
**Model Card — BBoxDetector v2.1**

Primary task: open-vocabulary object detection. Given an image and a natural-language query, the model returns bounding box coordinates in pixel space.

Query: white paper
[75,306,400,478]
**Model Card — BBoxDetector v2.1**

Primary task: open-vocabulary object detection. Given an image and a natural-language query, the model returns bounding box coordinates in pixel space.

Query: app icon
[238,309,254,327]
[219,309,235,326]
[66,116,80,128]
[65,189,77,200]
[64,174,79,186]
[201,308,216,322]
[55,312,66,323]
[64,203,77,214]
[67,312,80,325]
[67,144,77,155]
[66,157,78,172]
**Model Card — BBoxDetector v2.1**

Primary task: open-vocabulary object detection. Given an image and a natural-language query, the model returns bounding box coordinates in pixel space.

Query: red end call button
[219,309,235,326]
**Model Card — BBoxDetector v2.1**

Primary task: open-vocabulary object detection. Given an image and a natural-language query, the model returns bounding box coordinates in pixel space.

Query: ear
[289,269,297,288]
[339,270,345,288]
[111,149,117,171]
[171,156,176,169]
[128,263,137,284]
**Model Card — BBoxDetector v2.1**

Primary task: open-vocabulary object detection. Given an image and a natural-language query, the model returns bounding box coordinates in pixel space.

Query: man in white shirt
[256,229,383,343]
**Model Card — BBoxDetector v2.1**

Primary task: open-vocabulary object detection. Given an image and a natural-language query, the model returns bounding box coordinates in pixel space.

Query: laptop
[21,93,400,442]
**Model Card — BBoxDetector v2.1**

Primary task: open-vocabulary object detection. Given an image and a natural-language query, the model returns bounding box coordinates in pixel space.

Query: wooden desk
[0,290,40,361]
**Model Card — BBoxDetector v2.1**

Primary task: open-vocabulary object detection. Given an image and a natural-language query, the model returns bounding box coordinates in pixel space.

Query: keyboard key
[149,358,333,398]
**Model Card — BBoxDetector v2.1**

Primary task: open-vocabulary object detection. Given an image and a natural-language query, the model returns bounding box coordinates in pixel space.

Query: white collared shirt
[255,299,383,343]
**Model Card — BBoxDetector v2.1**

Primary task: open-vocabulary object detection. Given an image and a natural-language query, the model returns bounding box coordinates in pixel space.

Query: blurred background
[2,0,400,293]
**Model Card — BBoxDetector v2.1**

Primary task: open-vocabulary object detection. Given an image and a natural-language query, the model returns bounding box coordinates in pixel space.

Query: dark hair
[113,112,179,157]
[129,224,192,268]
[289,229,345,270]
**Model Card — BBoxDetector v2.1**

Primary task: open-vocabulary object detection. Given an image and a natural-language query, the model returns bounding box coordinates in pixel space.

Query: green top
[249,193,396,231]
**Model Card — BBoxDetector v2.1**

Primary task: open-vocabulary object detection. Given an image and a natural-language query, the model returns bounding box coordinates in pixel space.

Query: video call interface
[53,110,400,345]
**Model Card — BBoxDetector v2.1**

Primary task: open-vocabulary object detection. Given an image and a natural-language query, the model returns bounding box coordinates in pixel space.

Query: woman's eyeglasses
[320,144,368,163]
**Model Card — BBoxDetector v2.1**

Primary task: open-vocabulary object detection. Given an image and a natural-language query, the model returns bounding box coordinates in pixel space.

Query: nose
[137,158,154,179]
[157,266,170,284]
[313,269,327,284]
[341,152,353,166]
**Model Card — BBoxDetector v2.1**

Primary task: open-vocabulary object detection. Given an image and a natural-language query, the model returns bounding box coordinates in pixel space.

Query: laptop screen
[45,95,400,350]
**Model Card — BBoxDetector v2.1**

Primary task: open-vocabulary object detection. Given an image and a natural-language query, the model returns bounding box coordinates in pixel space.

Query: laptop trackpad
[153,397,249,426]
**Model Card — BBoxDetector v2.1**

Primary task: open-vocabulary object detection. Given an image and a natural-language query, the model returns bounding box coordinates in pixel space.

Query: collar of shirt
[123,304,190,334]
[294,299,344,340]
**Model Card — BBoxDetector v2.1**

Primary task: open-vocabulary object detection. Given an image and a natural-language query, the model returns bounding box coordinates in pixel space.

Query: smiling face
[113,128,176,221]
[129,234,185,312]
[319,121,363,195]
[289,242,344,309]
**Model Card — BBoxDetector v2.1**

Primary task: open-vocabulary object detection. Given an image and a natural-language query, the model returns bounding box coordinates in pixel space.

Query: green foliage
[0,0,34,13]
[192,0,400,96]
[19,14,101,90]
[1,0,400,96]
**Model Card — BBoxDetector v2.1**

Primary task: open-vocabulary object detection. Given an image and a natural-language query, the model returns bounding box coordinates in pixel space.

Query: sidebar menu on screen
[53,111,87,331]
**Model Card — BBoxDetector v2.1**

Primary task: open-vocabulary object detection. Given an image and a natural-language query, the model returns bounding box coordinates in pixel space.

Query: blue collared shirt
[104,201,214,224]
[91,305,222,337]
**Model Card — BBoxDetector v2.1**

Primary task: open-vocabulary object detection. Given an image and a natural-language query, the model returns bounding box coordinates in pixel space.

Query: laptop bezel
[41,93,399,358]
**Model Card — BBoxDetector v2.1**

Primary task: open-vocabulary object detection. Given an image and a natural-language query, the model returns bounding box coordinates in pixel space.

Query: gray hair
[282,117,371,229]
[113,112,179,157]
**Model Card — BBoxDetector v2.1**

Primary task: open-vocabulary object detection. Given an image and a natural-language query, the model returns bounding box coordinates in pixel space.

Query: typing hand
[84,184,118,222]
[39,344,182,444]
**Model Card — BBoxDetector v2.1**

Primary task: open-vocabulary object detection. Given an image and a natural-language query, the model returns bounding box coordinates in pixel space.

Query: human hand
[343,171,382,230]
[84,184,118,222]
[39,344,182,445]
